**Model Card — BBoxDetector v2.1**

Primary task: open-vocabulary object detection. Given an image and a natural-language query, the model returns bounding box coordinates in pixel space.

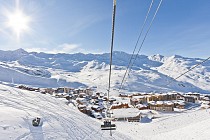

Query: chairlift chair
[101,120,116,130]
[32,117,41,127]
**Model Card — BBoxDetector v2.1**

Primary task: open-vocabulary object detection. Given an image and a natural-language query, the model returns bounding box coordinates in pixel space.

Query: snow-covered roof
[156,101,164,105]
[149,101,175,106]
[112,108,140,118]
[165,101,173,105]
[136,104,148,108]
[78,104,86,108]
[132,96,145,99]
[92,105,100,109]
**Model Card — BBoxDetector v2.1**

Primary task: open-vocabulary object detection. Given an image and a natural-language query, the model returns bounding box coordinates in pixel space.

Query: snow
[2,85,210,140]
[115,108,210,140]
[0,49,209,94]
[0,84,131,140]
[0,49,210,139]
[112,108,140,118]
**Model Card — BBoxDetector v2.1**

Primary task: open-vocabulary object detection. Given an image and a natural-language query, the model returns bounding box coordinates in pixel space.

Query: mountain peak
[14,48,28,54]
[171,55,183,59]
[149,54,164,62]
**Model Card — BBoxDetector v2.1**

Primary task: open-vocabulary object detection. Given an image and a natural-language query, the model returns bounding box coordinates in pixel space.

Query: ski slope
[116,108,210,140]
[0,84,131,140]
[1,84,210,140]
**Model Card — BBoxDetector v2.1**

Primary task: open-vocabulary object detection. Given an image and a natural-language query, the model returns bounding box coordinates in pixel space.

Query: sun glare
[6,9,31,38]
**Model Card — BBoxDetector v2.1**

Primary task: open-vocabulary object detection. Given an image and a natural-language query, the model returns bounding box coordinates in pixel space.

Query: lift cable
[119,0,163,92]
[166,56,210,86]
[119,0,154,91]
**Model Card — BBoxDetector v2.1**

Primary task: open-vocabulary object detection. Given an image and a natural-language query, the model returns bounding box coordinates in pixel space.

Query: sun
[6,9,31,38]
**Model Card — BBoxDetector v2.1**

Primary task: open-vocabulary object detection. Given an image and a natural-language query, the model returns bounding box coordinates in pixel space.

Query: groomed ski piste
[1,84,210,140]
[0,84,131,140]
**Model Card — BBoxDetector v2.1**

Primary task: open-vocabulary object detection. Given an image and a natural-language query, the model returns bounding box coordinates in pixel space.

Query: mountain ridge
[0,48,209,94]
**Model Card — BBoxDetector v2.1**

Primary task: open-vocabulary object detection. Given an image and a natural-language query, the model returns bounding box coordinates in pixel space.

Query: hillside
[1,83,210,140]
[0,84,130,140]
[0,49,209,94]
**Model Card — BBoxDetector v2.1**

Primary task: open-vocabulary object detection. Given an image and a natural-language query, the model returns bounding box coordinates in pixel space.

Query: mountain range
[0,48,209,94]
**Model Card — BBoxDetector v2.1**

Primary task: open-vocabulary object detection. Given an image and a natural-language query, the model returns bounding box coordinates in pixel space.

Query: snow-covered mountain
[0,49,209,94]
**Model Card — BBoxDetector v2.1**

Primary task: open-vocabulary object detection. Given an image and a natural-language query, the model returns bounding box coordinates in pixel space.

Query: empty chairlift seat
[101,120,116,130]
[32,117,41,127]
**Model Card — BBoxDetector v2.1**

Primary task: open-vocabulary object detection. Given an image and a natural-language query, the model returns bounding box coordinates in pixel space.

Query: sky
[0,0,209,58]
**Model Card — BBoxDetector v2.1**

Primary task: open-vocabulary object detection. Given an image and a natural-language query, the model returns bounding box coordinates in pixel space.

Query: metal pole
[108,0,116,136]
[108,0,116,102]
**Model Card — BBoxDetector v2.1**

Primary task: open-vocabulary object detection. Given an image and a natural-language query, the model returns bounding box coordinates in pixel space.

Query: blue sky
[0,0,209,58]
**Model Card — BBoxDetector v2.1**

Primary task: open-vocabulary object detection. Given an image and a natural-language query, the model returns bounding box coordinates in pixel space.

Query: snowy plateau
[0,48,210,140]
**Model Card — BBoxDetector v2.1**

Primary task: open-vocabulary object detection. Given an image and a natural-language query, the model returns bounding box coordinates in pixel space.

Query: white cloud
[25,43,85,54]
[25,47,49,53]
[56,43,81,53]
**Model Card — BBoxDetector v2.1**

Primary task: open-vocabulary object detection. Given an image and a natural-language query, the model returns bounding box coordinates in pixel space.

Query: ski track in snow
[116,108,210,140]
[0,85,132,140]
[1,85,210,140]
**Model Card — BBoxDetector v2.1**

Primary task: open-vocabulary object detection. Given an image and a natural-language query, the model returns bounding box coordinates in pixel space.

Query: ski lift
[32,117,41,127]
[101,120,116,130]
[100,0,117,135]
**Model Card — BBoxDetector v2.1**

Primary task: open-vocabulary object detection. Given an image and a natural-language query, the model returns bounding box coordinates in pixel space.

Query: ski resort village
[17,85,210,122]
[1,80,210,139]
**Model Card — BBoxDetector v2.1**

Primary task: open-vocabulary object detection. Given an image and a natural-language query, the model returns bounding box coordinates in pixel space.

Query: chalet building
[112,108,140,122]
[76,98,88,105]
[119,93,128,97]
[200,96,210,101]
[55,87,74,93]
[186,93,200,100]
[74,89,82,94]
[91,95,98,100]
[74,88,93,95]
[135,104,149,110]
[43,88,55,94]
[148,101,174,111]
[127,114,141,122]
[110,103,130,110]
[78,105,91,116]
[79,93,87,98]
[184,95,199,103]
[176,94,185,100]
[130,96,147,106]
[78,104,86,110]
[146,93,178,102]
[91,105,104,112]
[205,95,210,100]
[18,85,39,91]
[130,93,178,106]
[84,88,93,95]
[174,101,185,109]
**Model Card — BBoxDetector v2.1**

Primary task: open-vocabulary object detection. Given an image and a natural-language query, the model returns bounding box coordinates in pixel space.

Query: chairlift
[101,120,116,130]
[32,117,41,127]
[100,0,117,134]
